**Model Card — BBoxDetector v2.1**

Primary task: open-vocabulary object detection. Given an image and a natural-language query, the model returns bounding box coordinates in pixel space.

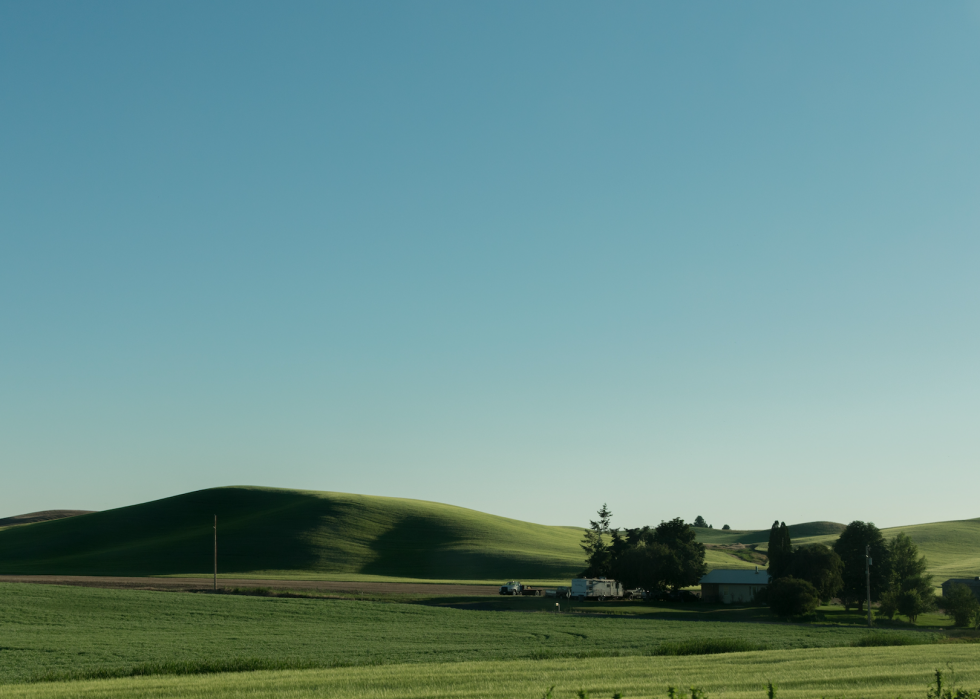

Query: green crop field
[3,646,979,699]
[0,583,934,686]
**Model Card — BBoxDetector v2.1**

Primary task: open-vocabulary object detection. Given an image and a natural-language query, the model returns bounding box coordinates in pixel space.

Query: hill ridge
[0,486,975,581]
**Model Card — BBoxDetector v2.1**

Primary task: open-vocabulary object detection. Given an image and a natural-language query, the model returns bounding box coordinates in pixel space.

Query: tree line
[580,504,708,592]
[766,519,937,620]
[582,508,980,626]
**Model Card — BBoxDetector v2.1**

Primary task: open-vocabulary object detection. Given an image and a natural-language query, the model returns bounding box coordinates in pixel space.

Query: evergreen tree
[693,515,708,528]
[767,520,793,580]
[580,504,613,577]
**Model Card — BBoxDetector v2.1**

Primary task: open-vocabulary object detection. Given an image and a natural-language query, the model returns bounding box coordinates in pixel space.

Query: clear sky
[2,2,979,531]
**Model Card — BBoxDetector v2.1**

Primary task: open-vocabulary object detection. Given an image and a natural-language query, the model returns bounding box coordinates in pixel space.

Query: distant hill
[0,487,587,580]
[789,518,980,581]
[0,487,973,582]
[0,487,763,580]
[698,518,980,582]
[696,521,847,546]
[0,510,95,529]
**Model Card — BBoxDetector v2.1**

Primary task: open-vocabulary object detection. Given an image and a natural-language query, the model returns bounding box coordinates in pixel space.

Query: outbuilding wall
[701,583,766,604]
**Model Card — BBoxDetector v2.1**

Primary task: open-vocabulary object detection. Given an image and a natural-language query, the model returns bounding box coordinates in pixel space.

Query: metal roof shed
[699,568,769,604]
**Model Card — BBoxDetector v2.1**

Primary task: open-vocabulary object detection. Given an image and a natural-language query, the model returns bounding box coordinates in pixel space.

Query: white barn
[699,568,769,604]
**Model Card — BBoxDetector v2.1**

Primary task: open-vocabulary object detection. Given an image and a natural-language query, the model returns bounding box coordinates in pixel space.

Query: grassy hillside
[0,486,768,580]
[0,487,591,580]
[696,521,847,546]
[790,518,980,581]
[1,486,973,581]
[703,518,980,582]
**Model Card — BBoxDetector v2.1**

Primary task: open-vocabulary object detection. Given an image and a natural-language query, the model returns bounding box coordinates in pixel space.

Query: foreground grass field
[0,583,933,685]
[3,646,979,699]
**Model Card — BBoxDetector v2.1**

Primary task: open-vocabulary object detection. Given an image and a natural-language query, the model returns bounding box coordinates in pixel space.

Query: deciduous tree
[768,576,820,617]
[885,533,935,623]
[937,583,980,627]
[833,521,890,612]
[788,543,843,603]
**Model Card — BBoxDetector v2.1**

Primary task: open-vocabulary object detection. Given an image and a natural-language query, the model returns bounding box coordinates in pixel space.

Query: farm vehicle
[545,586,571,599]
[498,581,546,596]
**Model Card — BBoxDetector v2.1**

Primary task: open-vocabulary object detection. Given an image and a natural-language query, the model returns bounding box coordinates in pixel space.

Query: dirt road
[0,574,500,596]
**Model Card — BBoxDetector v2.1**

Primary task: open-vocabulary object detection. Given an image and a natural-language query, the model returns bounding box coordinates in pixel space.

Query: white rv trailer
[570,578,623,600]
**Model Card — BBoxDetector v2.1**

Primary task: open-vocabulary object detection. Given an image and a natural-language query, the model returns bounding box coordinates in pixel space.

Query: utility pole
[865,544,872,628]
[213,515,217,592]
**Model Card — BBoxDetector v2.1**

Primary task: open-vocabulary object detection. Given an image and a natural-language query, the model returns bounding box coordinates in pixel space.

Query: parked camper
[570,578,623,601]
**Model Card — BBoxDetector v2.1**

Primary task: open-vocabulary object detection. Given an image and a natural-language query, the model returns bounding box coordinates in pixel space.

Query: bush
[938,584,980,627]
[652,638,765,656]
[768,576,820,617]
[897,588,932,624]
[850,633,929,647]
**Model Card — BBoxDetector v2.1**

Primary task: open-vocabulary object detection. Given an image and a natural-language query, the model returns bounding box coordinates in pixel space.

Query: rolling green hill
[0,487,589,580]
[698,518,980,582]
[784,518,980,581]
[0,486,974,582]
[0,487,764,580]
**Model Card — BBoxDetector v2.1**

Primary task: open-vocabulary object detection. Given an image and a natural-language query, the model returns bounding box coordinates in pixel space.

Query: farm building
[699,568,769,604]
[942,577,980,600]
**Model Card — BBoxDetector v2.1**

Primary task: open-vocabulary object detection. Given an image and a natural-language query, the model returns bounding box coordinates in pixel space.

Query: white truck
[499,581,523,595]
[498,581,546,596]
[570,578,624,601]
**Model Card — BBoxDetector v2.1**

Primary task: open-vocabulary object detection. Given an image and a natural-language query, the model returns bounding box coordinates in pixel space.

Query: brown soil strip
[0,575,500,596]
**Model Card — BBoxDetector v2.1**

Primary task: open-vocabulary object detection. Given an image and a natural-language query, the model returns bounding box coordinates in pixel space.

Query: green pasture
[0,583,933,686]
[4,646,980,699]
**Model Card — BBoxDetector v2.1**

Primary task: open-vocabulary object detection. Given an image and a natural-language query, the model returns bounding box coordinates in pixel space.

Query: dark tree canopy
[769,576,820,617]
[649,518,708,590]
[767,520,793,580]
[722,524,731,530]
[787,543,843,602]
[693,515,708,528]
[832,521,891,611]
[605,518,707,592]
[611,541,671,591]
[938,583,980,627]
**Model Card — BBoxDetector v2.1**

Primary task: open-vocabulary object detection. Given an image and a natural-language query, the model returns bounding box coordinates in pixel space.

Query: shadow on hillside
[359,516,572,580]
[0,487,330,576]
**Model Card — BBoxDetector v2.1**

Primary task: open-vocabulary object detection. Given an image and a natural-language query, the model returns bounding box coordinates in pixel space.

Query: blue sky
[2,2,979,530]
